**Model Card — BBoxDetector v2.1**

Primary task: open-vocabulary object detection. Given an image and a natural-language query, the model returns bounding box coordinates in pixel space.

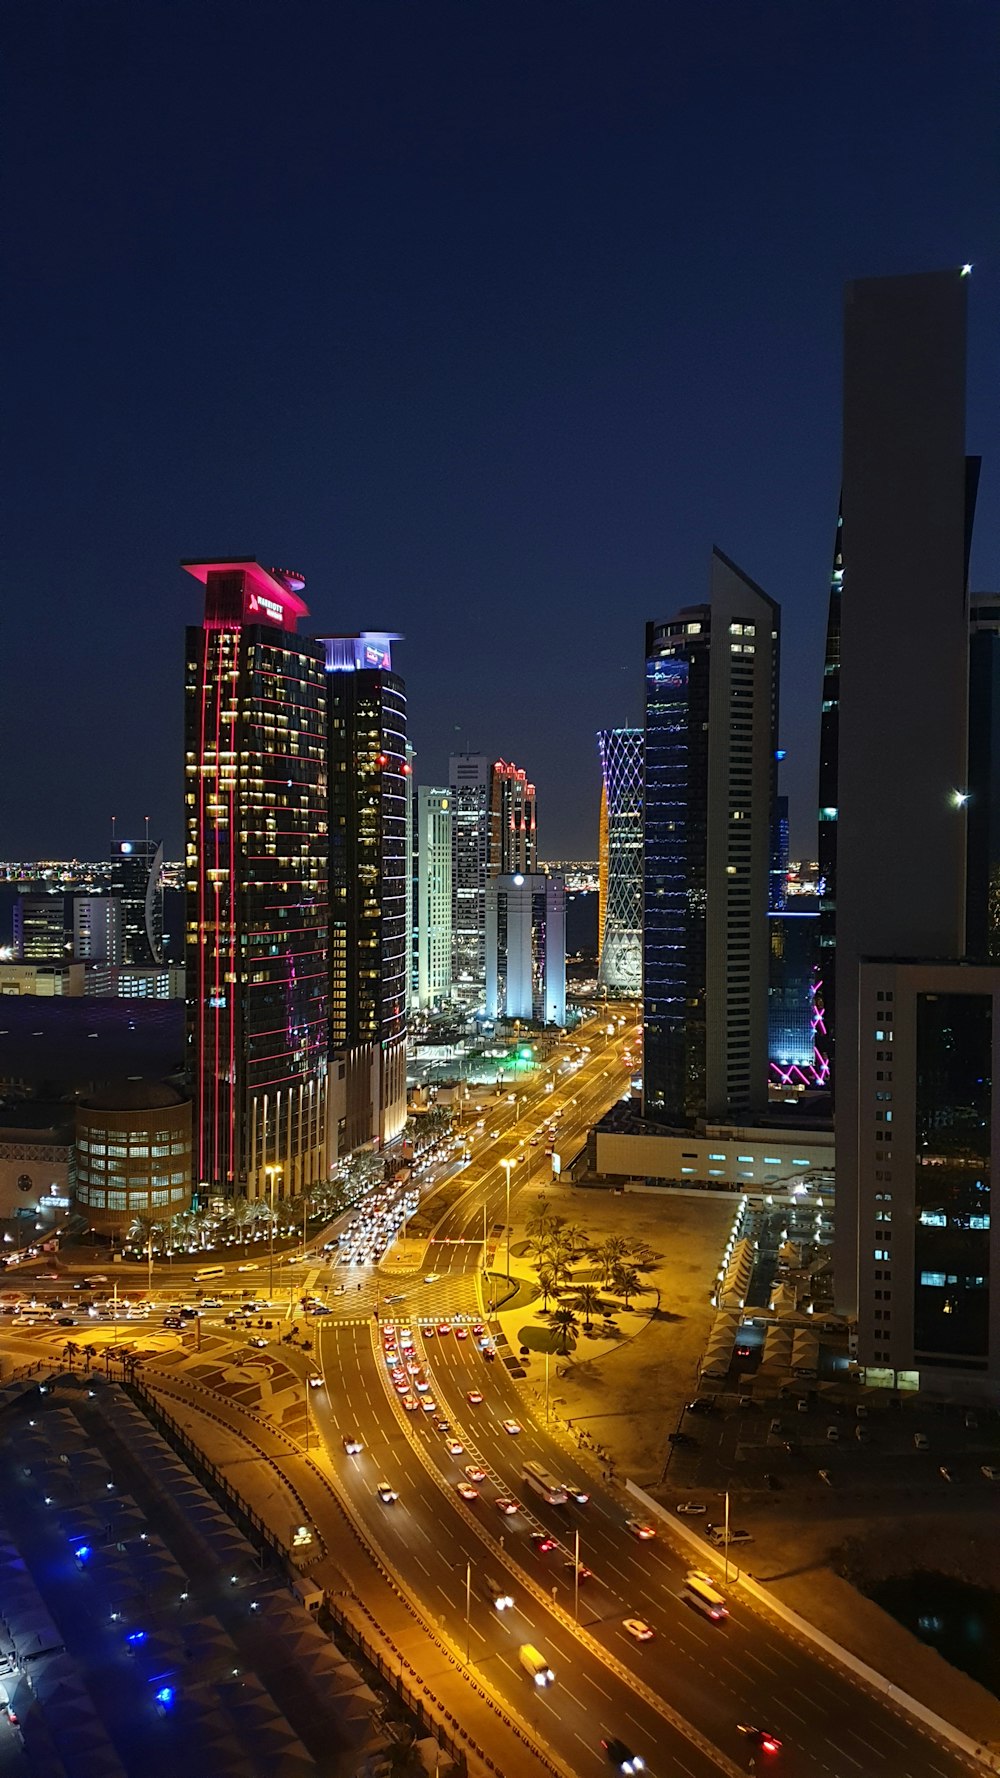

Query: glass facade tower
[183,559,329,1201]
[597,727,643,998]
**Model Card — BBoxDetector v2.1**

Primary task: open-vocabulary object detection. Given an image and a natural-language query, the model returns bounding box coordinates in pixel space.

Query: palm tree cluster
[523,1196,651,1342]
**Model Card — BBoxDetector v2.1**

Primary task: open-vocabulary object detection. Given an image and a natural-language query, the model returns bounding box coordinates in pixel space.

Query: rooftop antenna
[111,814,117,847]
[144,813,150,851]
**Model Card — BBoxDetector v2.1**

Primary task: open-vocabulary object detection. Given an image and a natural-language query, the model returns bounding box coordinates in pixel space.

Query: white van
[518,1644,555,1686]
[683,1570,728,1622]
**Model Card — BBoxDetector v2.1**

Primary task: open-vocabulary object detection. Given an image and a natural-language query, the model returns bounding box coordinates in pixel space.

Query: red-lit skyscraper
[183,559,329,1202]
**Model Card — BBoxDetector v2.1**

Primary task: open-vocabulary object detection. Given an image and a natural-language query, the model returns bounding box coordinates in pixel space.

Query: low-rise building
[75,1082,192,1234]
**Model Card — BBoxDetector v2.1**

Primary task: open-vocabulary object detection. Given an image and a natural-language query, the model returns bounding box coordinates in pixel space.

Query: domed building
[75,1083,192,1234]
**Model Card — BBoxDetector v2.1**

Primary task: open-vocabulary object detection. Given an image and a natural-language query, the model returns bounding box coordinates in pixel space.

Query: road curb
[623,1479,1000,1774]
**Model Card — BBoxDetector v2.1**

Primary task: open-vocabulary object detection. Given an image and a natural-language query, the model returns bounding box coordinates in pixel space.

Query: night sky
[4,2,997,861]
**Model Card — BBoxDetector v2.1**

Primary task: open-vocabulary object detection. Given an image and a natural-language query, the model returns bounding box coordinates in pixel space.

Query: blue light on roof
[154,1685,175,1708]
[126,1630,146,1645]
[74,1544,91,1562]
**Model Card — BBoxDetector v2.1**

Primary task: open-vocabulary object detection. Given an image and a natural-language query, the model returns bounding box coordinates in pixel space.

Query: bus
[682,1570,728,1622]
[194,1266,225,1282]
[521,1460,568,1506]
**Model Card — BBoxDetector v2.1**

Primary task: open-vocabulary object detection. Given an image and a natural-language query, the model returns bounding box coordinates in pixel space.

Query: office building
[75,1082,193,1234]
[856,960,1000,1397]
[449,753,538,999]
[405,743,416,1010]
[184,558,329,1202]
[322,633,408,1153]
[834,271,978,1332]
[485,872,565,1026]
[490,759,537,875]
[73,896,123,965]
[967,594,1000,962]
[596,728,643,997]
[768,902,822,1088]
[417,787,453,1010]
[111,838,164,965]
[643,549,779,1126]
[815,507,843,1087]
[14,894,67,961]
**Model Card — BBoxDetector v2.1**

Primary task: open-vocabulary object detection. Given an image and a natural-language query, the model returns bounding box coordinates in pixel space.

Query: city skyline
[5,5,997,861]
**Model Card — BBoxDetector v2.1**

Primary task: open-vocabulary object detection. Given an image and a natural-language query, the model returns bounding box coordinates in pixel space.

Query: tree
[526,1231,553,1270]
[612,1263,645,1308]
[537,1263,559,1312]
[526,1195,553,1241]
[574,1284,601,1331]
[595,1236,628,1286]
[62,1340,79,1368]
[383,1731,427,1776]
[548,1305,579,1356]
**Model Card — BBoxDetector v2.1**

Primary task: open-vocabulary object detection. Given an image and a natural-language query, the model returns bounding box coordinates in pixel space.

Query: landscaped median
[624,1478,1000,1776]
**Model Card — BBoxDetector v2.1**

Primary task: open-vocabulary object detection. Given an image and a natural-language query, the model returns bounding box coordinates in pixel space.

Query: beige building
[0,962,84,997]
[75,1083,192,1234]
[590,1121,833,1190]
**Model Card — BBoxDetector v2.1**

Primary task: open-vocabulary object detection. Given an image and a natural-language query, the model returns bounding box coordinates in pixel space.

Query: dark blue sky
[4,1,997,860]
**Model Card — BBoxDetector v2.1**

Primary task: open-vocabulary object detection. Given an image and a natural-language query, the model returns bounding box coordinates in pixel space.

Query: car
[376,1481,398,1504]
[446,1439,465,1456]
[562,1559,593,1581]
[421,1398,438,1413]
[982,1465,1000,1481]
[769,1417,782,1434]
[436,1323,452,1335]
[466,1390,483,1406]
[414,1377,430,1392]
[601,1737,645,1773]
[424,1273,441,1284]
[796,1398,809,1414]
[855,1425,869,1444]
[464,1464,486,1483]
[457,1482,479,1501]
[482,1347,496,1362]
[455,1326,469,1339]
[162,1315,183,1329]
[495,1498,519,1516]
[765,1473,783,1491]
[686,1398,716,1415]
[914,1432,930,1450]
[818,1468,832,1486]
[343,1435,363,1454]
[435,1419,451,1432]
[856,1403,869,1419]
[939,1465,954,1483]
[423,1325,436,1338]
[563,1483,590,1505]
[395,1376,410,1393]
[675,1501,706,1515]
[625,1518,656,1541]
[965,1410,978,1430]
[502,1419,522,1436]
[485,1577,515,1611]
[737,1725,782,1755]
[706,1524,753,1546]
[248,1336,267,1349]
[472,1323,485,1336]
[403,1395,420,1411]
[530,1532,557,1553]
[622,1618,655,1642]
[667,1431,694,1446]
[56,1316,76,1327]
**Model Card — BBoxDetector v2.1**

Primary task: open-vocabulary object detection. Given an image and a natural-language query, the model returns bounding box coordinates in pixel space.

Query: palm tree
[595,1235,629,1286]
[612,1263,645,1308]
[537,1263,559,1312]
[526,1231,553,1270]
[548,1305,579,1356]
[62,1340,79,1369]
[574,1284,601,1331]
[384,1731,426,1775]
[526,1195,553,1241]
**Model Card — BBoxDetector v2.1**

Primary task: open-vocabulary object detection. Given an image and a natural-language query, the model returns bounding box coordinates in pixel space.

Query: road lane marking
[826,1742,863,1770]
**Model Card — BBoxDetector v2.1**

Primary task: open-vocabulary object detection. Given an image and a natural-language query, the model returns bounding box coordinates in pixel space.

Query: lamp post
[265,1166,282,1300]
[544,1348,551,1425]
[574,1527,581,1624]
[499,1157,515,1281]
[723,1488,731,1586]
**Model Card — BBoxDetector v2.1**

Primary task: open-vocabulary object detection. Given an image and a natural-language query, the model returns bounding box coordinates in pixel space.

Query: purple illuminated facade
[183,559,329,1201]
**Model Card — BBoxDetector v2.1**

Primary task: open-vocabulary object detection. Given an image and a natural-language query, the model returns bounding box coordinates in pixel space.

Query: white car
[981,1466,1000,1481]
[376,1481,398,1504]
[343,1435,363,1454]
[502,1419,522,1436]
[675,1501,706,1515]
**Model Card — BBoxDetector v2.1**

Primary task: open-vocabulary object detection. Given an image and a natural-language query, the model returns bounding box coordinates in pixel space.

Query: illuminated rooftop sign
[182,558,310,632]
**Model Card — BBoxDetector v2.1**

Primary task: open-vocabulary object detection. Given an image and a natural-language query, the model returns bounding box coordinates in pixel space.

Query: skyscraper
[73,896,123,965]
[966,594,1000,962]
[14,894,67,960]
[110,838,164,965]
[832,270,979,1344]
[815,508,843,1087]
[596,728,643,997]
[485,872,566,1026]
[183,558,329,1201]
[321,633,408,1152]
[643,549,779,1126]
[417,787,453,1010]
[449,753,538,1000]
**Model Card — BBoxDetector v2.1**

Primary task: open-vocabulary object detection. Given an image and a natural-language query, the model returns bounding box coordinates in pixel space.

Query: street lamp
[265,1166,282,1299]
[499,1158,515,1281]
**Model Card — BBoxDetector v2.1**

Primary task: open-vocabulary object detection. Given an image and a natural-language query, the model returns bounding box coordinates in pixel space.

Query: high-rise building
[321,632,408,1153]
[815,507,843,1087]
[768,902,821,1089]
[405,742,416,1011]
[489,760,537,875]
[596,728,643,997]
[485,872,565,1026]
[14,894,67,961]
[450,753,491,995]
[110,839,164,965]
[183,558,329,1202]
[417,787,453,1010]
[73,896,123,965]
[832,270,979,1339]
[967,594,1000,962]
[643,549,779,1126]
